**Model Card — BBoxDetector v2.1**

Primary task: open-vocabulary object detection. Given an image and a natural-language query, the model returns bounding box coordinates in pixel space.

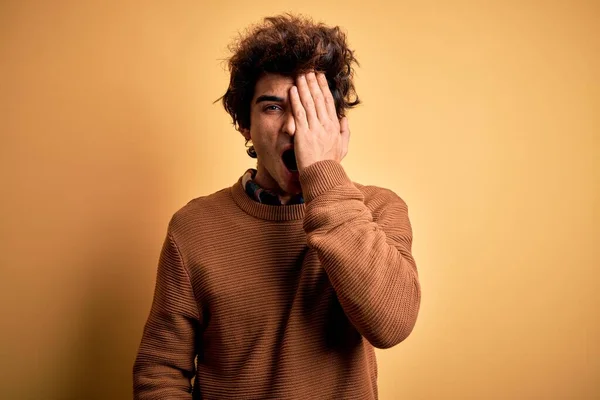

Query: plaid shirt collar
[241,168,304,206]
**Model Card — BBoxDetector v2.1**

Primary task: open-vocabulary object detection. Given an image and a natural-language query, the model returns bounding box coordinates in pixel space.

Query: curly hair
[218,13,361,158]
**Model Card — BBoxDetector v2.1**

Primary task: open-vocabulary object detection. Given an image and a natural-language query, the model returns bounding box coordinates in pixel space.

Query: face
[241,73,301,197]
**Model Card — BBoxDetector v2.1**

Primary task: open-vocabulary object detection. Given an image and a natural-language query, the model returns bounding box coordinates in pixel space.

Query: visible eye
[264,104,282,112]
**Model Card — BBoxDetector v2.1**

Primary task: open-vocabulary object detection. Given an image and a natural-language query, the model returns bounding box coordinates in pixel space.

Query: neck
[254,161,288,196]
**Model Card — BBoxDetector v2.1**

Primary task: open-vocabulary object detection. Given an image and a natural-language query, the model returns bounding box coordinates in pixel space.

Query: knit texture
[133,160,421,399]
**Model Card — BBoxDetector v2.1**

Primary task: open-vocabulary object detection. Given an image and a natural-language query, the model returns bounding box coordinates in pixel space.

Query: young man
[133,14,421,400]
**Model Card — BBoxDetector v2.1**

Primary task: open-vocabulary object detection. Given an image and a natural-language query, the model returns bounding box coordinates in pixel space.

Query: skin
[240,71,351,199]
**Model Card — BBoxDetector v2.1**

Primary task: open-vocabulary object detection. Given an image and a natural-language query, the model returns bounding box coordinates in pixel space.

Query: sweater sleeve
[133,227,201,399]
[300,160,421,349]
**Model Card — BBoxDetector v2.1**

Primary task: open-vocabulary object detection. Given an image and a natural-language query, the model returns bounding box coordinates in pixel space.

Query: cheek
[252,119,280,144]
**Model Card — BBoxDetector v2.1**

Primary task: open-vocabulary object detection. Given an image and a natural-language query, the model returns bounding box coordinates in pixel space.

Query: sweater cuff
[298,160,353,203]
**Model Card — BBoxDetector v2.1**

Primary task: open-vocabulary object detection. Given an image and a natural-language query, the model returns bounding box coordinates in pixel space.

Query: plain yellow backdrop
[1,1,598,399]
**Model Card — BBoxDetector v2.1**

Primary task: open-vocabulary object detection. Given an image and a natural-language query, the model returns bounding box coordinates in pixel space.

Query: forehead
[253,73,295,99]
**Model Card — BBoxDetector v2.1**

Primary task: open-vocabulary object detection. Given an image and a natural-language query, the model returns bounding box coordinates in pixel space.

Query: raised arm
[301,160,421,349]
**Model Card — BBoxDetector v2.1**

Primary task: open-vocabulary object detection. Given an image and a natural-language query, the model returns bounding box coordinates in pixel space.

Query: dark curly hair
[217,13,361,158]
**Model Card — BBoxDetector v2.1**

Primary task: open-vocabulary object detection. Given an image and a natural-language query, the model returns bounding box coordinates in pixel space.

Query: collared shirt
[241,168,304,206]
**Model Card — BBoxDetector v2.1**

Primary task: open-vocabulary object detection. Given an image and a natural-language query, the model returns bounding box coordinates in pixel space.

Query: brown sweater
[133,160,421,399]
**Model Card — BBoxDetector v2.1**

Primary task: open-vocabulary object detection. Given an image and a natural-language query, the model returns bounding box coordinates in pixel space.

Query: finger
[296,74,319,129]
[289,85,308,131]
[340,116,350,157]
[317,72,337,120]
[306,72,329,123]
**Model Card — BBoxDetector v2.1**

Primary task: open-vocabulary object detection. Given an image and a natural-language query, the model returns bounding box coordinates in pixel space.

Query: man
[133,13,421,400]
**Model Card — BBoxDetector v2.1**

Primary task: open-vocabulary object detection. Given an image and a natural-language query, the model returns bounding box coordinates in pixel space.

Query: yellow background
[1,1,598,399]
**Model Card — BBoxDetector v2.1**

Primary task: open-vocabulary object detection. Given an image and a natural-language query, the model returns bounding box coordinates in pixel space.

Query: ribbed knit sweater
[133,160,421,399]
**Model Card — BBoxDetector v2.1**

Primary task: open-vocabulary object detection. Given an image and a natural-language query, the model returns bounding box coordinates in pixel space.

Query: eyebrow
[255,95,285,104]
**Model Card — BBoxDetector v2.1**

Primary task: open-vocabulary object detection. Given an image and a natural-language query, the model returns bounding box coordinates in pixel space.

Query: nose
[281,110,296,137]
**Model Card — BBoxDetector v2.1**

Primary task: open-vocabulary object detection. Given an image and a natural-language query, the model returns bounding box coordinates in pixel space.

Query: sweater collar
[231,170,306,221]
[231,160,355,222]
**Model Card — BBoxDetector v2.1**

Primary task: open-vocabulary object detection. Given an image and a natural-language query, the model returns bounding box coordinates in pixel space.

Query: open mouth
[282,148,298,172]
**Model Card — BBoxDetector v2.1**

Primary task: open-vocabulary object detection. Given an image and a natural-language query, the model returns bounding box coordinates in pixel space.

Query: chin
[287,187,302,196]
[276,163,302,195]
[284,182,302,195]
[276,178,298,196]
